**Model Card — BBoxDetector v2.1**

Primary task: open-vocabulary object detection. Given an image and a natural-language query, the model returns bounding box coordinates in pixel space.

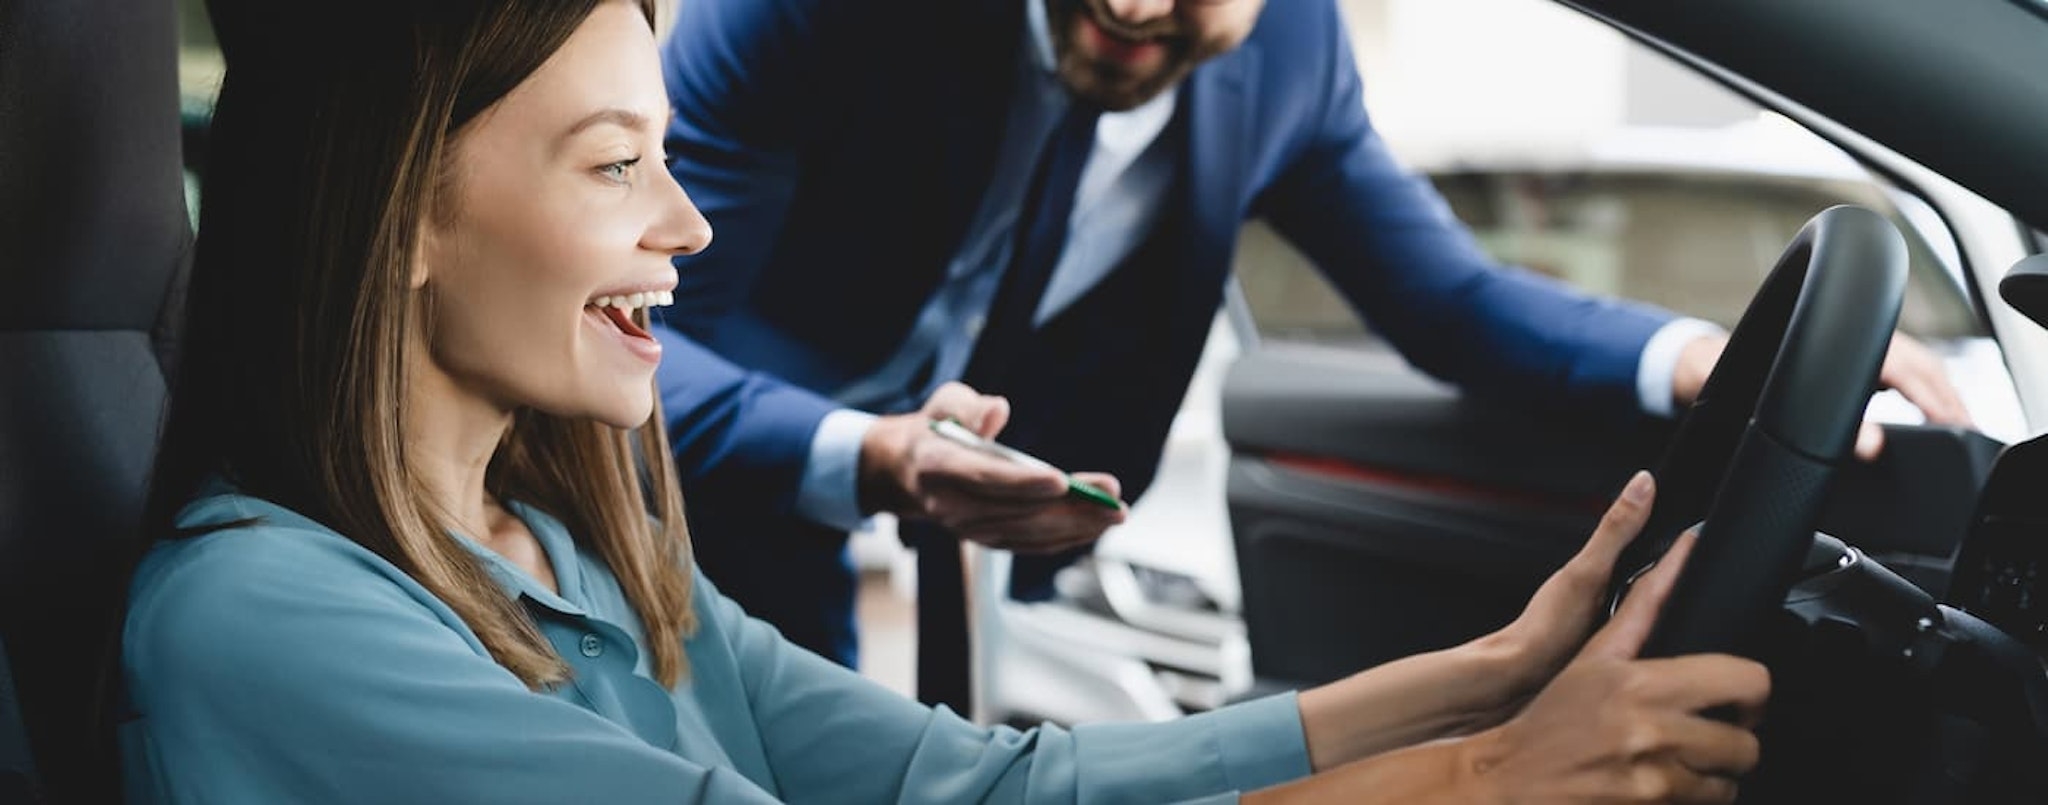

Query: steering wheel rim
[1612,204,1907,661]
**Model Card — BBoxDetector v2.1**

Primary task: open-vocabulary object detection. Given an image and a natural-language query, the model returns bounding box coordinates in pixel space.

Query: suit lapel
[1182,41,1259,291]
[1035,40,1260,332]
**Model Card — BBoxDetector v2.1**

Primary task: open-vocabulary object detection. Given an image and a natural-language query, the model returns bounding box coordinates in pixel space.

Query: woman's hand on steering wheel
[1473,470,1664,724]
[1454,473,1769,803]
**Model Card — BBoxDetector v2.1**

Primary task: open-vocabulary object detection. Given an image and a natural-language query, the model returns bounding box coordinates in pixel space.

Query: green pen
[929,417,1124,510]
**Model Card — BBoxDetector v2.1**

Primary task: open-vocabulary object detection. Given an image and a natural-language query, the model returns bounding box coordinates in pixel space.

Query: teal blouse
[119,487,1312,803]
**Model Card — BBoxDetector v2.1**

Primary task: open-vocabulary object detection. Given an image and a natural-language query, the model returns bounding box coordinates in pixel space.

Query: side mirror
[1997,254,2048,331]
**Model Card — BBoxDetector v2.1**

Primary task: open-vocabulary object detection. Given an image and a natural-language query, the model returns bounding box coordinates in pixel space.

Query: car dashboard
[1751,426,2048,804]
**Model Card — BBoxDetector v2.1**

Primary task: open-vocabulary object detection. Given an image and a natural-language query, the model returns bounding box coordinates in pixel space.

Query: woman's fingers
[1657,710,1765,779]
[1584,527,1698,660]
[1636,654,1772,730]
[1656,764,1743,804]
[1566,470,1656,580]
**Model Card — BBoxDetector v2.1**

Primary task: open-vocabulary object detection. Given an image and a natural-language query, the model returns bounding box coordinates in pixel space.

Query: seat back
[0,0,192,800]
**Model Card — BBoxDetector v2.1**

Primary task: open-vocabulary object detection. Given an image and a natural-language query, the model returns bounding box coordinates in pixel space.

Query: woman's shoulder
[126,488,445,662]
[122,487,490,708]
[140,488,394,593]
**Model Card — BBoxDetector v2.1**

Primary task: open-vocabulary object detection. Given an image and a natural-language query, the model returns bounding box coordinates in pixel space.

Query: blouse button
[579,633,604,658]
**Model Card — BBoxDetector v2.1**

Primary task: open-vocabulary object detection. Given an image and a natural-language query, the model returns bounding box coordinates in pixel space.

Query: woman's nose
[649,172,713,257]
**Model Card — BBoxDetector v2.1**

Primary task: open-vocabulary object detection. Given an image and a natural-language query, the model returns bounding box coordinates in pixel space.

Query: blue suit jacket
[653,0,1671,548]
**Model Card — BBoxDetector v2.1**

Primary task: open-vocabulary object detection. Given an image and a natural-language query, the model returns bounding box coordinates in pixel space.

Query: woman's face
[418,1,709,429]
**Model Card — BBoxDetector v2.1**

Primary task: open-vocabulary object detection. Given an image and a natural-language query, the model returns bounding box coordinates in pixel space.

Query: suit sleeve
[651,0,857,511]
[653,327,839,513]
[1257,7,1674,415]
[685,568,1315,804]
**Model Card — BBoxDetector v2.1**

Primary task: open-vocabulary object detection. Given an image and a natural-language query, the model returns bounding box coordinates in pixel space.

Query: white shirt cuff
[1636,317,1728,418]
[794,408,880,533]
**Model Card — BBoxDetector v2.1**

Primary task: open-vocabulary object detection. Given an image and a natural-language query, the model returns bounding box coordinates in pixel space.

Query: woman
[118,0,1768,801]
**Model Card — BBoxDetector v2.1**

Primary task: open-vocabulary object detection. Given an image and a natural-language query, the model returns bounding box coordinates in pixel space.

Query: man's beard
[1046,0,1209,111]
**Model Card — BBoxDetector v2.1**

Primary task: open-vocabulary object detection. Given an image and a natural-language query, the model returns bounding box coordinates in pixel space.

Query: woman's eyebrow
[560,107,664,142]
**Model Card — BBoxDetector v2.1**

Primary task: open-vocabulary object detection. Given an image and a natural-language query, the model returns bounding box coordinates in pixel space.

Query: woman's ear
[411,216,436,290]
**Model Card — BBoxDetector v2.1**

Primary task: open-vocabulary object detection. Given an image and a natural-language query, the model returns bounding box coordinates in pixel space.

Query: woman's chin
[534,388,655,431]
[595,397,656,431]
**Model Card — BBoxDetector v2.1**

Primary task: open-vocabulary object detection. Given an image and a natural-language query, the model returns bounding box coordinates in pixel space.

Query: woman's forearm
[1243,735,1489,804]
[1294,639,1518,772]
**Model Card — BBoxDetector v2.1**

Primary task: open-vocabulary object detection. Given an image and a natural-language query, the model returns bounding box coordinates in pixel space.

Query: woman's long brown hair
[142,0,694,689]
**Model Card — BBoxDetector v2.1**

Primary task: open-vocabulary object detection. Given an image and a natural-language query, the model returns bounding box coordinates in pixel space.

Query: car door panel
[1223,344,1662,685]
[1225,344,2002,687]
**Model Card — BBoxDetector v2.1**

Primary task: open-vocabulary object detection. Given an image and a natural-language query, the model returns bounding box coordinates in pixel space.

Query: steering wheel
[1609,204,1907,661]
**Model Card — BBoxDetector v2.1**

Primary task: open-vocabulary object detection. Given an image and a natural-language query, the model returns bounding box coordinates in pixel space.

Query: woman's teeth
[590,291,674,310]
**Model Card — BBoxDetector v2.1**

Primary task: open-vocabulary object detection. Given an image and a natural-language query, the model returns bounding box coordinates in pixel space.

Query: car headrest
[0,0,192,801]
[0,7,191,335]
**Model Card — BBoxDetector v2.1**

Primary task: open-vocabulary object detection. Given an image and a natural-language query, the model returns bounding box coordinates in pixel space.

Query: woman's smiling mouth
[585,290,672,363]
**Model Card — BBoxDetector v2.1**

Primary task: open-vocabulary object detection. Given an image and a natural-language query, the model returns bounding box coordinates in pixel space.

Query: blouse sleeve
[686,569,1314,804]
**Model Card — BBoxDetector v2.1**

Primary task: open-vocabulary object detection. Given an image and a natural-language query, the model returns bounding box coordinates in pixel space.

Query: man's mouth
[1080,13,1170,67]
[1077,0,1180,41]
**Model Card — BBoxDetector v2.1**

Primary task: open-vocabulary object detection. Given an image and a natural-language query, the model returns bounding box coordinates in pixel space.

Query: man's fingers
[926,492,1062,523]
[1069,471,1125,507]
[919,439,1068,499]
[921,381,980,417]
[922,463,1066,503]
[1854,421,1884,462]
[1585,528,1698,659]
[1893,371,1972,428]
[926,473,1127,530]
[921,381,1012,436]
[974,395,1012,437]
[1671,334,1728,408]
[1893,365,1970,424]
[1882,334,1974,427]
[953,506,1120,553]
[940,492,1124,529]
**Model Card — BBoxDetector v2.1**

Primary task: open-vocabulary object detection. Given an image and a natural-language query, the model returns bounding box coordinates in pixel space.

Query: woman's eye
[600,156,643,183]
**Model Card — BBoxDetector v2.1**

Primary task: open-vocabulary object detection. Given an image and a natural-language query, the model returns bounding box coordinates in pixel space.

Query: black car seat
[0,0,193,800]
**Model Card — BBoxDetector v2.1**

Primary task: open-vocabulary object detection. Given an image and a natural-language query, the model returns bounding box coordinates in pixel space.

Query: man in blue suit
[650,0,1970,707]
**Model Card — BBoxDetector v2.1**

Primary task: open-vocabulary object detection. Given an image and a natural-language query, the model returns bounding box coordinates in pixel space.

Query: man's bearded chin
[1048,0,1198,111]
[1056,56,1195,111]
